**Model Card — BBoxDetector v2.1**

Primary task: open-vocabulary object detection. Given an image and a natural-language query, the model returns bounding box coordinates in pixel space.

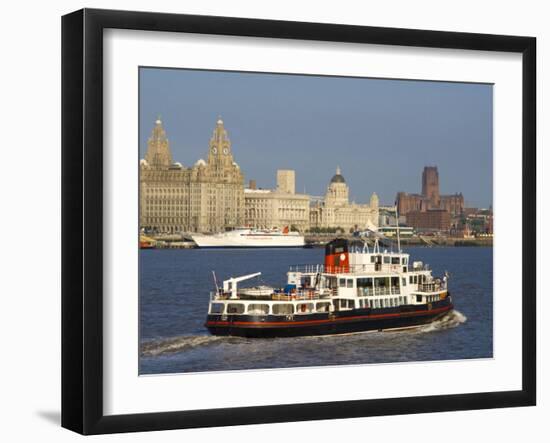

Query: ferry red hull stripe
[206,304,452,328]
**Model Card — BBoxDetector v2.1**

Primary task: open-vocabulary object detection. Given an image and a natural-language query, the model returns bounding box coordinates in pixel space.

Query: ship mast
[395,207,401,253]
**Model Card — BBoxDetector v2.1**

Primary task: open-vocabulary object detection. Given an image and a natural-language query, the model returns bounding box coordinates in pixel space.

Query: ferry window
[409,276,413,284]
[357,278,372,288]
[297,303,314,313]
[227,303,245,314]
[340,299,352,309]
[416,295,422,303]
[273,304,294,315]
[414,276,418,284]
[391,277,399,288]
[316,302,330,312]
[370,256,376,263]
[391,257,400,264]
[247,304,270,315]
[402,278,407,287]
[347,279,354,288]
[402,257,406,265]
[210,303,225,314]
[383,256,390,264]
[403,267,407,273]
[339,278,346,287]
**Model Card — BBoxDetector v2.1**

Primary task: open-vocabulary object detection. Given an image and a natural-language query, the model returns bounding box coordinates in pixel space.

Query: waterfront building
[309,167,379,233]
[140,118,244,233]
[244,170,310,232]
[396,166,464,217]
[406,209,451,232]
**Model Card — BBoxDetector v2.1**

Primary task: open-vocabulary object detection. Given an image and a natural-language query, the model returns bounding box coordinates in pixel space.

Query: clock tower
[207,118,234,167]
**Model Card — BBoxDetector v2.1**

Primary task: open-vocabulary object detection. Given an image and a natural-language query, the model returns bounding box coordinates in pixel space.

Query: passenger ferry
[205,238,453,337]
[192,226,304,248]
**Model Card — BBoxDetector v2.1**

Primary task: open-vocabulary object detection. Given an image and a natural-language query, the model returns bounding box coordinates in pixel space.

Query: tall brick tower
[422,166,440,207]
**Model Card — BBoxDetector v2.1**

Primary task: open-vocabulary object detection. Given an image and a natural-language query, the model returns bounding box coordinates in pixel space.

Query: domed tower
[325,166,349,207]
[144,118,173,169]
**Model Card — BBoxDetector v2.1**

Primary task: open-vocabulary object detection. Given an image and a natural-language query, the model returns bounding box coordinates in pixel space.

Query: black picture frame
[61,8,536,435]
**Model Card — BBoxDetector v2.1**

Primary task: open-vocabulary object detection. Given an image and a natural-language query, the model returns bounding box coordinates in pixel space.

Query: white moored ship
[191,227,305,248]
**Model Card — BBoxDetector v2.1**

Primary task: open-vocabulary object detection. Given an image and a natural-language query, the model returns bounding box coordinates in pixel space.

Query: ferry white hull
[192,231,305,248]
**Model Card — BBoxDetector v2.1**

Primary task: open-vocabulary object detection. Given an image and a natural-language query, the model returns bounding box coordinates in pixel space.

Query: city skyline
[140,68,493,208]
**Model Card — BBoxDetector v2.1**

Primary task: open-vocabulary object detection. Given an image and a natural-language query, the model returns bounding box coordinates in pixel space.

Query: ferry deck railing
[417,282,445,293]
[210,288,334,302]
[289,263,431,274]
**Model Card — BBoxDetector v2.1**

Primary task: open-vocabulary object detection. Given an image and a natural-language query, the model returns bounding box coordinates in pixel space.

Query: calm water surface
[139,247,492,374]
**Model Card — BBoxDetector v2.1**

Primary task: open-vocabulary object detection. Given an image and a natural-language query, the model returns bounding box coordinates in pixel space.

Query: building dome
[330,166,346,184]
[195,158,206,167]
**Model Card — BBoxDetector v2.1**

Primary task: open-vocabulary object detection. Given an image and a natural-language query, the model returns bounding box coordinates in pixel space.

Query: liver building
[139,118,244,233]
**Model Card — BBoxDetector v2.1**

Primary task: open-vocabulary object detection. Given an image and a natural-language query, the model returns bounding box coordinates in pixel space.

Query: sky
[139,68,493,208]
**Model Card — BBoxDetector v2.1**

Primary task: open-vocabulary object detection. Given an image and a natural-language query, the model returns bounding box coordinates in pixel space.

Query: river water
[139,247,492,374]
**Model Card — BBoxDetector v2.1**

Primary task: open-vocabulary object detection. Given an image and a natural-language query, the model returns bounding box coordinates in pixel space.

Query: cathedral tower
[422,166,440,207]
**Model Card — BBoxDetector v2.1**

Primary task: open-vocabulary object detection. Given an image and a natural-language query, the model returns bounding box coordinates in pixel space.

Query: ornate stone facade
[140,118,244,233]
[309,167,379,232]
[244,170,310,232]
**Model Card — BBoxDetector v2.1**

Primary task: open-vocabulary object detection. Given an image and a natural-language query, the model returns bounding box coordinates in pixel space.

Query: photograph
[138,67,494,375]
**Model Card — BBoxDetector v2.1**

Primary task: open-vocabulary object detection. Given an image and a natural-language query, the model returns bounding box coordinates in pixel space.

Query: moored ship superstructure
[192,226,304,248]
[205,238,453,337]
